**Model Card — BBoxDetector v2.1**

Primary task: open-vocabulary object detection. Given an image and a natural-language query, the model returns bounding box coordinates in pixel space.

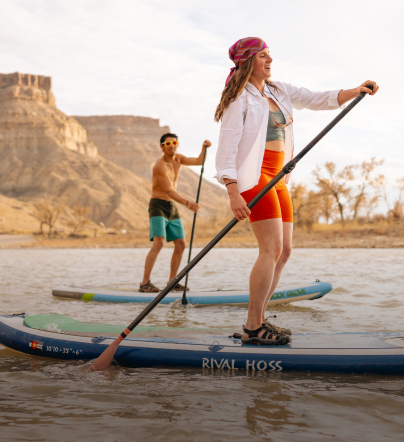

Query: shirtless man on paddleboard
[140,133,211,293]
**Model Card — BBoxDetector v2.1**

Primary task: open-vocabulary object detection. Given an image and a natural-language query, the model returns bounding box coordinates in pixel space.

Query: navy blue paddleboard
[0,314,402,375]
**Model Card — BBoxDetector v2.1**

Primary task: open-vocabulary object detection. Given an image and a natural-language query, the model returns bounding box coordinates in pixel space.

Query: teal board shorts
[149,198,185,242]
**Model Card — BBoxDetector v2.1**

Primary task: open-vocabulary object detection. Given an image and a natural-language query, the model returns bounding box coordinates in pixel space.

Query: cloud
[0,0,403,197]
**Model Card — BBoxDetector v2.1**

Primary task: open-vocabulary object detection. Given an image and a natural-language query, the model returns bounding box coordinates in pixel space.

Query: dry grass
[1,219,402,249]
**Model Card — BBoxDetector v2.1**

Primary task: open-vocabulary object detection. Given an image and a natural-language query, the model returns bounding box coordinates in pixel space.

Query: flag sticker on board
[29,340,43,350]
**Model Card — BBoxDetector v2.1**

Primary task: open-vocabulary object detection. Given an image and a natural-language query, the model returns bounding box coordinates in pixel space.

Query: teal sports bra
[266,109,286,142]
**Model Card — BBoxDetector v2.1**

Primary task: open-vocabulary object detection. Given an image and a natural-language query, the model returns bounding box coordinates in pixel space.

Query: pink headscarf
[225,37,268,86]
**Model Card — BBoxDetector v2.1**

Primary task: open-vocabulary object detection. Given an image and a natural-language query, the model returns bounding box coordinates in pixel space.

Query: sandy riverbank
[1,222,403,249]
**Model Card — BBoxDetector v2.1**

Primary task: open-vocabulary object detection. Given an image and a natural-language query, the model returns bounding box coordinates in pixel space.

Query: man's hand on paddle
[179,140,211,166]
[186,201,200,213]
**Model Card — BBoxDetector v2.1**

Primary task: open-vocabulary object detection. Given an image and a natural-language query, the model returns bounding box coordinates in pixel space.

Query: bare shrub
[67,206,92,234]
[313,159,385,225]
[34,199,65,237]
[290,183,323,228]
[312,162,355,225]
[350,158,385,221]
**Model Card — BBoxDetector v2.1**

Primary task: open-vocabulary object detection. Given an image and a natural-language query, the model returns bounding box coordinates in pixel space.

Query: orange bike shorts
[241,150,293,223]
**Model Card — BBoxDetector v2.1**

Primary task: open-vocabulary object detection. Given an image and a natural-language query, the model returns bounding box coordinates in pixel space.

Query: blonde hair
[214,57,276,122]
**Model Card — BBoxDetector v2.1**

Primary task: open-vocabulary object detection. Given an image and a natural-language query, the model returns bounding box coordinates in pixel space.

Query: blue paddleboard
[52,281,333,305]
[0,314,402,375]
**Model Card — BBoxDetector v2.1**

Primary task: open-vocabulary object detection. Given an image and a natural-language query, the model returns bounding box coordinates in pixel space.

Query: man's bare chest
[165,161,181,183]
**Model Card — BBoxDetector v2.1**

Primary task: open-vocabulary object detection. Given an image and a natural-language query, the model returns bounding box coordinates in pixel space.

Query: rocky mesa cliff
[0,73,97,157]
[0,72,228,234]
[0,72,153,231]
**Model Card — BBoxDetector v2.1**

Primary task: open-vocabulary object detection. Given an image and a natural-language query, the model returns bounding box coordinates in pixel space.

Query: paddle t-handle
[88,86,373,372]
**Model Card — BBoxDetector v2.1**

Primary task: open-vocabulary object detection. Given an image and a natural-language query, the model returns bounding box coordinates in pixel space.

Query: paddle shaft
[122,85,372,336]
[182,146,208,305]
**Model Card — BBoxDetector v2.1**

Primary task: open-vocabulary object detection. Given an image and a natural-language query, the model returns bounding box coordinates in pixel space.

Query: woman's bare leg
[243,218,283,338]
[261,222,293,321]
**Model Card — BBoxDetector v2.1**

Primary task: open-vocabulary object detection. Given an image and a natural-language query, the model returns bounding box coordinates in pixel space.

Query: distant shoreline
[0,229,403,249]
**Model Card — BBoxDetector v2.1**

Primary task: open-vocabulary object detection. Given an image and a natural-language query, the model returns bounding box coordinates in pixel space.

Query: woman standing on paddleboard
[214,37,378,345]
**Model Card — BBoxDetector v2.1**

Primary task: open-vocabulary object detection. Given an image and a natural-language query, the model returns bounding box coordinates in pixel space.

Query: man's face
[161,137,178,156]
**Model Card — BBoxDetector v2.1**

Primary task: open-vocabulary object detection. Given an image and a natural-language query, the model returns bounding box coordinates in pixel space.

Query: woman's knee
[260,241,283,262]
[279,245,292,264]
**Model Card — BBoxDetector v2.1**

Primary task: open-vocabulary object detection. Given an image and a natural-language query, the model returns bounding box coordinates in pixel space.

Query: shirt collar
[245,81,272,98]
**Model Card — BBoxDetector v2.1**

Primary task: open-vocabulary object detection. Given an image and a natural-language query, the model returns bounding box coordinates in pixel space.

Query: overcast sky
[1,0,403,203]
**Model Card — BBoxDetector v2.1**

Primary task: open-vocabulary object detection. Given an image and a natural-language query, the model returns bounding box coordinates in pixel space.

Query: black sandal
[263,318,292,336]
[241,325,291,346]
[139,281,160,293]
[170,283,190,292]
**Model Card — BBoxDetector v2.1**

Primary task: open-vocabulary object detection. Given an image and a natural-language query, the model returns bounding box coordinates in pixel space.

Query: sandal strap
[263,322,279,332]
[167,283,187,289]
[244,325,280,341]
[140,280,157,289]
[243,326,263,338]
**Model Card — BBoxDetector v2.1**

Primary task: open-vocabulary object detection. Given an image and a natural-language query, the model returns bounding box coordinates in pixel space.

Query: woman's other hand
[224,181,251,221]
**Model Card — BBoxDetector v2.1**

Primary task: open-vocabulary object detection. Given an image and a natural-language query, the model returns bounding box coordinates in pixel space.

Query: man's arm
[155,163,200,213]
[180,140,211,166]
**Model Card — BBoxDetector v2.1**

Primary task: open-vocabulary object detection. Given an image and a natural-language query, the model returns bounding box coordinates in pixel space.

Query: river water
[0,248,403,441]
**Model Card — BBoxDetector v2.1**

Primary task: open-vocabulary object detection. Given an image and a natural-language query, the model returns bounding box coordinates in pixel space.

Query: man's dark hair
[160,133,178,145]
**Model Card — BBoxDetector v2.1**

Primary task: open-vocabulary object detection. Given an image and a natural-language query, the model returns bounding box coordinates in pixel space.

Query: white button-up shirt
[214,81,344,193]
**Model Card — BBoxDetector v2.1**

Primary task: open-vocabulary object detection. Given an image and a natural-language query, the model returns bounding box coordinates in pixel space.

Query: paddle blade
[87,334,125,372]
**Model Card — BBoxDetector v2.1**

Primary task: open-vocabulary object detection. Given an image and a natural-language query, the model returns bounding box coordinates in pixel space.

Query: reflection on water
[0,353,402,441]
[0,248,403,441]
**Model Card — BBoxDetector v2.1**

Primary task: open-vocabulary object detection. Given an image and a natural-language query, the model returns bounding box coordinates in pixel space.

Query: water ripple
[0,248,403,441]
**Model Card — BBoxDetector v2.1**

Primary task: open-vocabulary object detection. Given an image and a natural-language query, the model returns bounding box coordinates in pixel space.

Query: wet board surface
[0,314,402,375]
[52,281,333,305]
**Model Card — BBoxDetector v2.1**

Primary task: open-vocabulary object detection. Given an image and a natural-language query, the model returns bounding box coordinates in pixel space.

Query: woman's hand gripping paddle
[182,146,208,305]
[87,84,373,372]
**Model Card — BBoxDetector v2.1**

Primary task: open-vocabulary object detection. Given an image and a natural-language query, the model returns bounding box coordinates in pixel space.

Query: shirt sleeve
[214,95,246,185]
[284,83,345,111]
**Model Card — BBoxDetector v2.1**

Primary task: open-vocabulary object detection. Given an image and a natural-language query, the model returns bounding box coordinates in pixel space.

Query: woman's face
[252,48,272,81]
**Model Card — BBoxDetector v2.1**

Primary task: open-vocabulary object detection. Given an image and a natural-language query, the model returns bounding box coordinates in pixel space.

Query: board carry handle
[87,84,373,372]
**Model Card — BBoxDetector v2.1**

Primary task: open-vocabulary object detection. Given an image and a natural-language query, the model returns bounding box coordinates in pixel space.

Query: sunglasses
[263,83,293,128]
[270,99,293,129]
[161,140,179,147]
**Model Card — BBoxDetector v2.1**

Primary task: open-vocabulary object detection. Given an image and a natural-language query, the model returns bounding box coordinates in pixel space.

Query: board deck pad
[23,314,231,338]
[21,314,404,348]
[23,314,172,334]
[52,281,333,305]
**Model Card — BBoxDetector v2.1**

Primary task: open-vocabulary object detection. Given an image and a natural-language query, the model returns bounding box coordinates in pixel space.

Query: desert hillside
[74,115,227,219]
[0,72,228,234]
